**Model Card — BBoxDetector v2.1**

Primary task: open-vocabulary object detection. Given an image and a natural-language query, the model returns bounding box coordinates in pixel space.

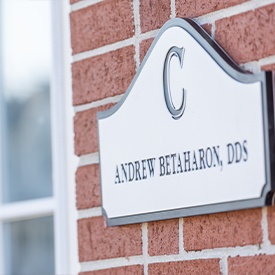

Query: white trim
[0,3,5,271]
[50,1,70,273]
[0,0,79,274]
[62,0,80,272]
[0,224,4,275]
[51,0,79,274]
[71,0,103,12]
[0,197,54,221]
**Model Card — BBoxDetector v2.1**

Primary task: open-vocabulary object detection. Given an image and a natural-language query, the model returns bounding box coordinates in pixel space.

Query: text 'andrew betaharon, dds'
[114,141,248,184]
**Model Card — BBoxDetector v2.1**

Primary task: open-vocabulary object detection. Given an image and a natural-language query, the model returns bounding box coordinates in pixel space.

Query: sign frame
[97,18,275,226]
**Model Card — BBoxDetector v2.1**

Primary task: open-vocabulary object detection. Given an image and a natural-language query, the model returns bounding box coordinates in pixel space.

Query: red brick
[74,104,114,156]
[184,209,262,251]
[70,0,134,54]
[76,164,101,210]
[78,217,142,262]
[140,38,154,64]
[148,219,179,256]
[228,255,275,275]
[140,0,170,33]
[215,4,275,64]
[148,259,220,275]
[267,206,275,244]
[203,23,212,36]
[73,46,135,106]
[262,64,275,71]
[176,0,248,18]
[70,0,79,4]
[79,265,143,275]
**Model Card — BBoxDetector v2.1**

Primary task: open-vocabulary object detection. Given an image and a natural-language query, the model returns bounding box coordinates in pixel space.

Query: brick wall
[70,0,275,274]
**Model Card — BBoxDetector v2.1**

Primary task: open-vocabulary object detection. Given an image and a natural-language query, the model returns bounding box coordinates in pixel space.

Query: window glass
[1,0,53,202]
[3,216,55,275]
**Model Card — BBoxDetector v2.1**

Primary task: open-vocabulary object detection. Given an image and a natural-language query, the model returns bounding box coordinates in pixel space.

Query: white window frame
[0,0,78,274]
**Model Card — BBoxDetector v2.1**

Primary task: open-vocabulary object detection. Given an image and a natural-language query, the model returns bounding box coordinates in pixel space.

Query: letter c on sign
[163,46,186,119]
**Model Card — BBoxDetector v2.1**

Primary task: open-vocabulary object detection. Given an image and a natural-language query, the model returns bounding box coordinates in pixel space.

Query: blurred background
[0,0,57,274]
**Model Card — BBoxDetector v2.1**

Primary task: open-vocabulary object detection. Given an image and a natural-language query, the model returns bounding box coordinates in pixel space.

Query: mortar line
[179,218,184,254]
[219,256,228,275]
[78,152,99,167]
[258,55,275,67]
[71,0,275,273]
[195,0,275,25]
[211,22,216,39]
[78,207,102,220]
[74,94,123,113]
[142,223,149,275]
[139,29,159,41]
[71,0,103,12]
[241,55,275,73]
[73,30,275,114]
[80,255,144,272]
[261,207,271,248]
[170,0,176,18]
[147,244,275,263]
[133,0,141,69]
[72,37,135,63]
[72,1,275,63]
[72,30,159,64]
[80,243,275,272]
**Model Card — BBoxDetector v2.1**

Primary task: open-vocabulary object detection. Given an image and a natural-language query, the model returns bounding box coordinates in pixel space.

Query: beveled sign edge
[97,18,275,226]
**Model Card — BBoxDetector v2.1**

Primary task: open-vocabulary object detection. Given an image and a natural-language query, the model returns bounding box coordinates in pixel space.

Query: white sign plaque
[97,18,275,226]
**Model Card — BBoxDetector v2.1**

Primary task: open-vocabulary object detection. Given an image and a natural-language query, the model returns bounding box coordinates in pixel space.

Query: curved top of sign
[98,18,266,120]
